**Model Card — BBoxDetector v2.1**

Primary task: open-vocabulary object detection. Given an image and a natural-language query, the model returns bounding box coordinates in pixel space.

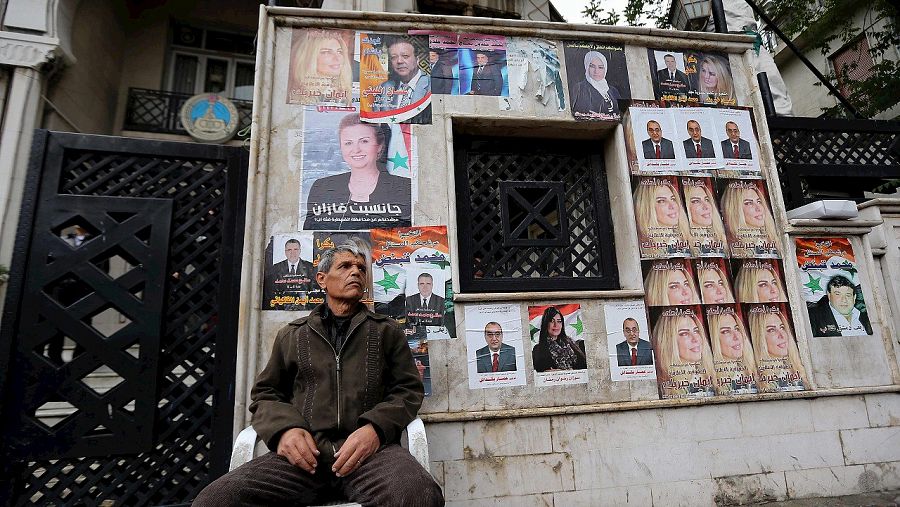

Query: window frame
[453,134,619,294]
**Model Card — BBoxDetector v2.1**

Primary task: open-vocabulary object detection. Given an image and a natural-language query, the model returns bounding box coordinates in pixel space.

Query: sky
[552,0,632,25]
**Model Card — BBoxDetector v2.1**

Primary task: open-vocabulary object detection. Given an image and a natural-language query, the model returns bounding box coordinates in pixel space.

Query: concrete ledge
[420,385,900,423]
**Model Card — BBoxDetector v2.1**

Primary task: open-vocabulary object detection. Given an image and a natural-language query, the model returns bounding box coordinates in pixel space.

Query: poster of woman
[649,305,716,399]
[705,304,758,395]
[527,304,589,386]
[744,303,809,392]
[295,107,414,231]
[633,175,693,258]
[693,258,735,305]
[683,50,737,106]
[795,237,874,337]
[563,41,631,122]
[286,28,356,106]
[642,258,701,307]
[718,178,780,258]
[733,258,788,304]
[680,176,727,256]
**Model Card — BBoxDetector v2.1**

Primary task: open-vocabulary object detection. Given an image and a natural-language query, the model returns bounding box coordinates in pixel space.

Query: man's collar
[401,69,423,89]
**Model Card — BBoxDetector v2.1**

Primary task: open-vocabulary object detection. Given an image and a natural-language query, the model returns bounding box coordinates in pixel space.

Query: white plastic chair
[228,418,431,507]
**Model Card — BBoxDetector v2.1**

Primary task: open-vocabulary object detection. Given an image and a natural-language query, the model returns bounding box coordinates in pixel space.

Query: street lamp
[668,0,711,31]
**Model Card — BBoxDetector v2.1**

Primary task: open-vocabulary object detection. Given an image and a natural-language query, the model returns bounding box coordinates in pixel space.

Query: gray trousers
[192,445,443,507]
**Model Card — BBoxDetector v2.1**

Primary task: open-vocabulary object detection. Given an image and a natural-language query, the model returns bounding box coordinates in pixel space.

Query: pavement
[754,490,900,506]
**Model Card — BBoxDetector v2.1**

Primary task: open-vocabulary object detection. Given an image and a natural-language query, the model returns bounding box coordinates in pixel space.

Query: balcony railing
[124,87,252,137]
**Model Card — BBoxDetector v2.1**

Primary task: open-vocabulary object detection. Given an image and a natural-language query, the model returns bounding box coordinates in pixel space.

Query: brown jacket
[249,304,423,464]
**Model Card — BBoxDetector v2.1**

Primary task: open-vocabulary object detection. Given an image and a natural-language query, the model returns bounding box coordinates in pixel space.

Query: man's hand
[332,423,380,477]
[277,428,320,473]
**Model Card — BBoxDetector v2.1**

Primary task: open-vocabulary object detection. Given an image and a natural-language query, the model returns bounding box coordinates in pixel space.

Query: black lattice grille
[767,117,900,207]
[124,88,252,136]
[1,132,245,506]
[455,137,618,292]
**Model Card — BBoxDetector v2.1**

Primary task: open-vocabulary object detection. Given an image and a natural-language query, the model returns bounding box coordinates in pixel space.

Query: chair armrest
[405,418,429,471]
[230,426,261,471]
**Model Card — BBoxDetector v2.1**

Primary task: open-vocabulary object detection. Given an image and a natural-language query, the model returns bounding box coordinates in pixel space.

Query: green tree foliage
[582,0,900,118]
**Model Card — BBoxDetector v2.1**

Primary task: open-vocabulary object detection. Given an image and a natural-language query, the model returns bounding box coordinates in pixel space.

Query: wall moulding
[0,32,61,69]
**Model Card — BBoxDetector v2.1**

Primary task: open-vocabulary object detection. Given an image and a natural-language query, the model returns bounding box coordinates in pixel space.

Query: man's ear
[315,271,327,289]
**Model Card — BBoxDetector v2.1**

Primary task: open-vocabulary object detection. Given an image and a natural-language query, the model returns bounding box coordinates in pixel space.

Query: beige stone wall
[426,393,900,505]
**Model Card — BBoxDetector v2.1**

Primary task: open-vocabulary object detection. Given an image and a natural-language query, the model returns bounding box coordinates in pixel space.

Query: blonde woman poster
[745,303,809,392]
[705,304,758,395]
[642,258,700,307]
[286,28,356,105]
[649,305,716,399]
[693,258,735,305]
[718,178,780,258]
[681,176,727,257]
[633,175,693,259]
[733,258,788,305]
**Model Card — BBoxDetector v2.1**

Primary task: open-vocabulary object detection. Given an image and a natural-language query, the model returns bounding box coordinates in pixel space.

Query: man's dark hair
[827,275,854,293]
[417,273,433,282]
[484,321,502,333]
[664,54,675,60]
[285,238,301,249]
[623,317,639,327]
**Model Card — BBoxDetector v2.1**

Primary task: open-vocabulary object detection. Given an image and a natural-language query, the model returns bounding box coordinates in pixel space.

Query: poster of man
[527,304,589,386]
[605,301,656,381]
[704,304,758,395]
[743,303,809,392]
[672,107,721,172]
[563,41,631,122]
[286,28,356,106]
[370,226,454,340]
[359,32,432,124]
[649,305,717,399]
[502,37,566,114]
[648,50,692,102]
[465,304,526,389]
[795,237,874,337]
[625,106,681,174]
[295,107,414,231]
[715,108,761,174]
[261,233,317,311]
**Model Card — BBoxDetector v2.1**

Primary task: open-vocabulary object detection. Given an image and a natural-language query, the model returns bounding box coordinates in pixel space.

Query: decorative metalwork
[0,131,247,505]
[767,116,900,208]
[454,137,618,293]
[124,88,252,137]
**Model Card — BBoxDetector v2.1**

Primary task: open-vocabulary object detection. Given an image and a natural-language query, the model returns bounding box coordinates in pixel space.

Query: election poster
[795,237,873,337]
[605,301,656,381]
[680,176,728,257]
[501,37,566,113]
[626,106,682,174]
[465,304,526,389]
[633,175,693,259]
[693,258,736,305]
[642,258,700,307]
[527,304,589,386]
[715,108,761,174]
[261,232,318,311]
[563,41,630,122]
[704,303,758,395]
[744,303,809,392]
[409,333,432,396]
[286,28,357,106]
[414,31,509,97]
[672,107,721,173]
[732,258,788,305]
[294,106,415,231]
[312,232,373,308]
[370,226,454,340]
[648,48,736,106]
[716,178,780,258]
[649,305,716,399]
[358,32,432,124]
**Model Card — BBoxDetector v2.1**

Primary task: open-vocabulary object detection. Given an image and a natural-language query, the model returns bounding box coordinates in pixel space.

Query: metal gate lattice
[454,137,618,293]
[0,131,246,506]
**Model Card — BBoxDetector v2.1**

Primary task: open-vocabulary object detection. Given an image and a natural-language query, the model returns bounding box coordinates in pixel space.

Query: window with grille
[830,35,875,99]
[454,136,619,293]
[167,21,256,101]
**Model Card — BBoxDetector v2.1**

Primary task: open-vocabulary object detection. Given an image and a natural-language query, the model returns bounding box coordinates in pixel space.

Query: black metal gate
[0,131,247,505]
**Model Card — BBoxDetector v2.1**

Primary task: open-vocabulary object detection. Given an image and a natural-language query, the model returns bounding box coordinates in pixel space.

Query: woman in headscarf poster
[564,42,631,122]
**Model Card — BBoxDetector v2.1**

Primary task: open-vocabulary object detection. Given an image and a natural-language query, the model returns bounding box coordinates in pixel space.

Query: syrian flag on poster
[372,264,407,304]
[528,303,584,343]
[386,124,413,178]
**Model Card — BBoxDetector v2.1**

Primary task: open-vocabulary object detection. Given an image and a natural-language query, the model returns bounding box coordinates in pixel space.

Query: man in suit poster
[716,108,760,173]
[405,269,445,327]
[673,107,722,173]
[649,50,692,101]
[466,304,526,389]
[605,301,656,381]
[262,233,316,311]
[359,32,432,124]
